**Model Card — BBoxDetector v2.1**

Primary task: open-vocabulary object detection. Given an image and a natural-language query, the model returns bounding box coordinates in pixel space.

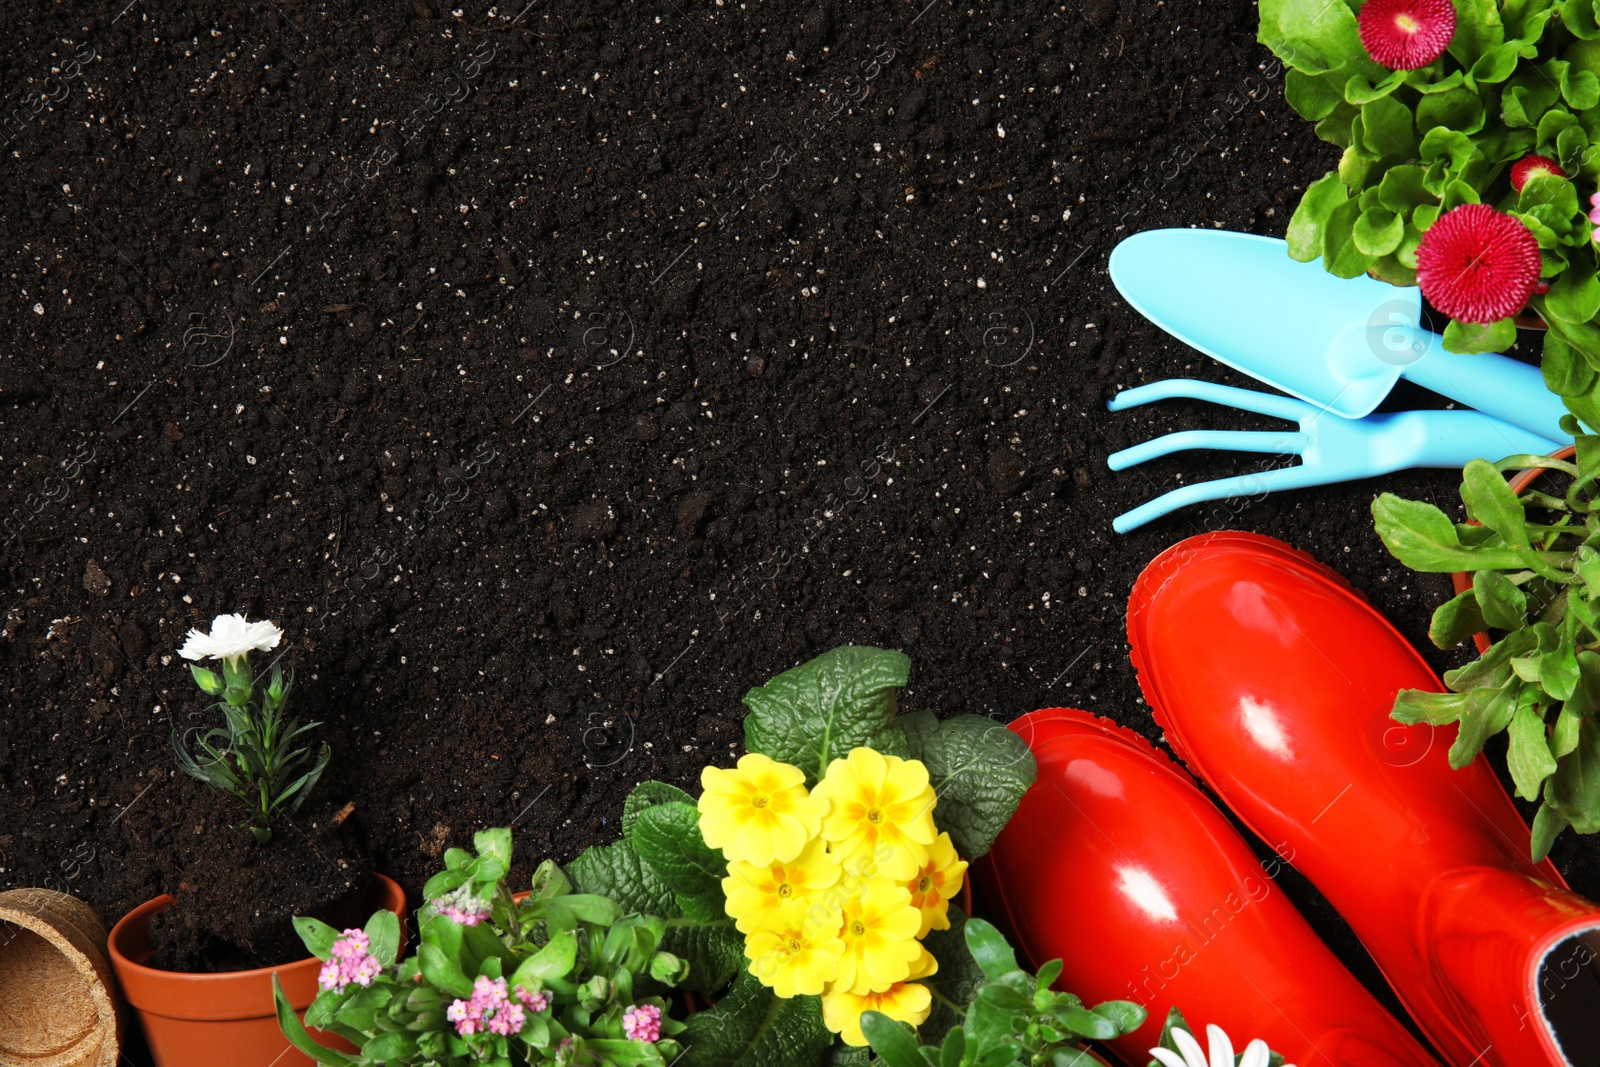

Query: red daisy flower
[1358,0,1456,70]
[1509,154,1567,193]
[1416,204,1542,324]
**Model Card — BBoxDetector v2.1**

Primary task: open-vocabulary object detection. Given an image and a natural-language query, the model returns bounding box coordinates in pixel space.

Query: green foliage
[1264,0,1600,392]
[172,659,328,843]
[742,646,913,783]
[858,918,1146,1067]
[570,783,741,998]
[276,831,688,1066]
[899,712,1037,860]
[1373,443,1600,858]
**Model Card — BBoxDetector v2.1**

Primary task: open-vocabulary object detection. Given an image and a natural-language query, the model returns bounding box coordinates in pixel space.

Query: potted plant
[562,646,1047,1065]
[1373,429,1600,860]
[108,614,404,1067]
[274,828,690,1066]
[1260,0,1600,428]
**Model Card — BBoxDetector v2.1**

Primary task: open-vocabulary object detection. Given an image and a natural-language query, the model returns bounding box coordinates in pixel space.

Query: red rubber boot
[975,706,1442,1067]
[1128,531,1600,1067]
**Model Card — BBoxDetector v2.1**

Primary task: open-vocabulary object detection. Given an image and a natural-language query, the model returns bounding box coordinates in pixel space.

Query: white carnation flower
[178,613,283,664]
[1151,1024,1292,1067]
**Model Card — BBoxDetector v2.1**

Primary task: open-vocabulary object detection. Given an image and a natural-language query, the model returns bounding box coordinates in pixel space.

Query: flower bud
[189,665,224,695]
[649,951,690,986]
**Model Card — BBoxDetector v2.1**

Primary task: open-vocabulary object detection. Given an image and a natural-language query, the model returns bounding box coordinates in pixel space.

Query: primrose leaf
[622,780,697,837]
[568,838,680,917]
[900,712,1036,859]
[679,971,833,1067]
[631,800,727,910]
[742,646,911,783]
[662,912,743,994]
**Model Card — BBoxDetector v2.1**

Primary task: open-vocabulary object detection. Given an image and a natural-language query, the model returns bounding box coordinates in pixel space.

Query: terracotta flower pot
[107,873,406,1067]
[1448,444,1578,654]
[0,888,122,1067]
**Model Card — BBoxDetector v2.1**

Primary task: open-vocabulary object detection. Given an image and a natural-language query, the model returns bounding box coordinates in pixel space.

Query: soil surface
[3,0,1596,1054]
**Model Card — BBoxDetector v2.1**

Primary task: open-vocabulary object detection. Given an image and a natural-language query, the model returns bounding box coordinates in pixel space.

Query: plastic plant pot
[1449,444,1579,655]
[0,888,122,1067]
[107,873,406,1067]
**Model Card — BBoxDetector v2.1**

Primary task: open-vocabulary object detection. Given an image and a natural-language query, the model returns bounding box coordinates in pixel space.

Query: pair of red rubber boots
[977,533,1600,1067]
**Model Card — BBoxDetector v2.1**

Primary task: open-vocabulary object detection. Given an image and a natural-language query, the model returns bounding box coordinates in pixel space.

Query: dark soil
[139,793,374,971]
[2,0,1596,1049]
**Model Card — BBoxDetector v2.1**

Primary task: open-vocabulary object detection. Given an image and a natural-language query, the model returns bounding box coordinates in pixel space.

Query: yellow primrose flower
[834,877,923,994]
[905,832,968,938]
[699,753,826,866]
[815,747,938,879]
[822,947,938,1046]
[744,900,843,997]
[723,837,841,934]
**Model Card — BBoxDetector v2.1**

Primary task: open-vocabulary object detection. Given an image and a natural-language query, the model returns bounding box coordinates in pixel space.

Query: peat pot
[0,888,121,1067]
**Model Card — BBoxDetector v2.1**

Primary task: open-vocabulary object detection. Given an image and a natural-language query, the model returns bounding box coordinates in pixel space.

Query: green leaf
[1090,1000,1148,1035]
[1258,0,1374,75]
[1286,173,1348,262]
[1443,317,1518,355]
[1415,86,1486,135]
[1352,207,1404,256]
[1359,94,1417,158]
[630,800,727,908]
[1343,69,1406,104]
[1430,588,1489,648]
[1519,172,1581,221]
[474,828,512,874]
[364,909,400,968]
[360,1032,420,1060]
[900,712,1036,859]
[1285,69,1346,119]
[1450,0,1506,65]
[1447,683,1519,767]
[1531,801,1569,861]
[963,917,1020,981]
[293,916,341,961]
[1470,41,1523,82]
[1322,195,1378,278]
[569,839,679,917]
[679,971,833,1067]
[1474,570,1529,631]
[1543,334,1598,397]
[1372,493,1527,572]
[1554,703,1585,757]
[1392,689,1470,726]
[273,976,358,1066]
[1508,703,1559,800]
[1377,165,1434,213]
[1461,458,1531,549]
[861,1012,934,1067]
[510,930,578,987]
[662,914,743,995]
[418,942,474,999]
[1420,127,1477,171]
[742,646,912,783]
[1546,719,1600,832]
[622,781,697,837]
[1543,268,1600,326]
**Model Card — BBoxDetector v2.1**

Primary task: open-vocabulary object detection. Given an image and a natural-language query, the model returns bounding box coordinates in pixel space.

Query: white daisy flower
[178,613,283,664]
[1150,1024,1292,1067]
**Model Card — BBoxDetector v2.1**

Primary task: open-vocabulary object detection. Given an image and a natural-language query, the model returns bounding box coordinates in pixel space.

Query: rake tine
[1108,378,1312,422]
[1108,429,1310,471]
[1112,465,1329,534]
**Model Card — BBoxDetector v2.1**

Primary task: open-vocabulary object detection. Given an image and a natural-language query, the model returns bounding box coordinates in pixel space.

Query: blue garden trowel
[1107,228,1571,444]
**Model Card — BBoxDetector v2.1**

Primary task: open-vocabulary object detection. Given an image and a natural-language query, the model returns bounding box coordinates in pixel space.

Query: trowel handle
[1401,331,1572,444]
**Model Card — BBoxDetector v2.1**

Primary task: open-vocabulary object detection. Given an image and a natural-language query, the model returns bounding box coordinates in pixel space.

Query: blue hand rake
[1106,379,1564,533]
